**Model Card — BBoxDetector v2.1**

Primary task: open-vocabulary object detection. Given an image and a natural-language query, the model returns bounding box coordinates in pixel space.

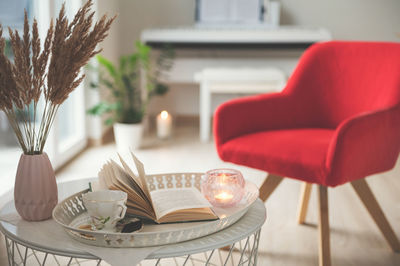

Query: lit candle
[156,110,172,139]
[214,191,234,203]
[201,168,245,208]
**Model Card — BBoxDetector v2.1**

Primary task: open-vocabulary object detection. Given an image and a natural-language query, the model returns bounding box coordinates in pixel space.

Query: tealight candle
[156,110,172,139]
[201,169,245,208]
[214,191,234,203]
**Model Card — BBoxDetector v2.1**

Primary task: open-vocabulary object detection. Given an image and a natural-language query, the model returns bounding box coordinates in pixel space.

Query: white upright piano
[140,26,332,118]
[141,26,331,83]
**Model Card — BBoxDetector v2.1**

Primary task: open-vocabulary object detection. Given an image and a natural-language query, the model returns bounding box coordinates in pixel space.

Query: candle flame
[215,191,233,201]
[160,110,169,120]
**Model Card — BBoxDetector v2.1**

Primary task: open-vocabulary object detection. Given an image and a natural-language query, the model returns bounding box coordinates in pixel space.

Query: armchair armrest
[325,105,400,186]
[213,92,317,146]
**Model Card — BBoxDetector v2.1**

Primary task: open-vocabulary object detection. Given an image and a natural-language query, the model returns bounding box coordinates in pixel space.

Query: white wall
[280,0,400,42]
[96,0,400,118]
[118,0,195,55]
[85,0,120,139]
[96,0,121,63]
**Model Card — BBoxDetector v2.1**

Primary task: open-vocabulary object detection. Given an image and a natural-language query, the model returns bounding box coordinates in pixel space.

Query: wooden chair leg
[297,182,312,224]
[351,179,400,252]
[318,185,331,266]
[259,173,284,202]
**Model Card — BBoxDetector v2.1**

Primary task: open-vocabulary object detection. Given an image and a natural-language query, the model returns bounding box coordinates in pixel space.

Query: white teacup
[82,190,127,231]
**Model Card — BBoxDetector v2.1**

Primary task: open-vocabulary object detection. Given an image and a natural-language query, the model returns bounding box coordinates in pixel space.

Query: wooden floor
[1,125,399,265]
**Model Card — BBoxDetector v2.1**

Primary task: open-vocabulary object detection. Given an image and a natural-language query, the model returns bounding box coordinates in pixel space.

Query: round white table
[0,178,266,265]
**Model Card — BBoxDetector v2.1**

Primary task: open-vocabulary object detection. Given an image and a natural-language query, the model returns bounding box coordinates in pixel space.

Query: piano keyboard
[141,26,332,44]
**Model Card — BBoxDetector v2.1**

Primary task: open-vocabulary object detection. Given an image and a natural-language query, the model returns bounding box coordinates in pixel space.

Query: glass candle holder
[201,168,245,208]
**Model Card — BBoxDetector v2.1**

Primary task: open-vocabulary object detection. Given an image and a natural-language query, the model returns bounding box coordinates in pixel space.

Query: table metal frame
[2,229,261,265]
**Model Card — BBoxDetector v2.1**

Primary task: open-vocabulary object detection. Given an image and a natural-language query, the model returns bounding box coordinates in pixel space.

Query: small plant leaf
[87,102,118,116]
[105,117,114,125]
[97,55,118,79]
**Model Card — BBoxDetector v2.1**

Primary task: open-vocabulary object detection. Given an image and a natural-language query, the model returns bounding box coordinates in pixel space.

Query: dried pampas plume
[0,0,116,154]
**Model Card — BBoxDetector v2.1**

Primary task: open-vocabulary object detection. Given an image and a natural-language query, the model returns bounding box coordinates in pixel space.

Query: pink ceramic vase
[14,152,58,221]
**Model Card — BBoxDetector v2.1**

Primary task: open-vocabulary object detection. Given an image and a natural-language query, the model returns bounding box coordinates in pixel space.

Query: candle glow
[161,110,169,120]
[214,191,234,202]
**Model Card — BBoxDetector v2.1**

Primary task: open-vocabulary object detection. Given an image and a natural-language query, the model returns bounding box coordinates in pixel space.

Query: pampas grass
[0,0,115,155]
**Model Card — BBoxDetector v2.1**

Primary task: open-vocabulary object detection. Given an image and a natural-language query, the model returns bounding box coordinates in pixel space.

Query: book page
[232,0,261,23]
[150,188,212,220]
[198,0,230,22]
[118,154,144,188]
[99,163,117,189]
[94,171,108,191]
[98,160,155,218]
[129,152,152,203]
[110,159,149,203]
[109,161,154,213]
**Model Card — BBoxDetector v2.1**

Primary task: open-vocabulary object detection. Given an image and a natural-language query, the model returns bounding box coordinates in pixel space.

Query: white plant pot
[113,123,143,152]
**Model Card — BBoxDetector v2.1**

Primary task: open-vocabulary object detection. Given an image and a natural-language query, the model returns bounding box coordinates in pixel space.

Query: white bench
[194,68,286,142]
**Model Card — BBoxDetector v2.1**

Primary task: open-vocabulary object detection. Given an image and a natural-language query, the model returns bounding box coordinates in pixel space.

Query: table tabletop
[0,178,266,260]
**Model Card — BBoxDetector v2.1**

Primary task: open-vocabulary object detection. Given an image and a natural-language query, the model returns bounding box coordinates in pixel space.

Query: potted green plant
[88,41,173,151]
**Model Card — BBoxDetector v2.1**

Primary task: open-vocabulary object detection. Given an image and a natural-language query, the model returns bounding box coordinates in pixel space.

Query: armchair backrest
[284,41,400,128]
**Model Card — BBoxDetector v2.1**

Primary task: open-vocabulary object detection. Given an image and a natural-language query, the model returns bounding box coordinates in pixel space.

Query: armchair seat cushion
[218,128,335,184]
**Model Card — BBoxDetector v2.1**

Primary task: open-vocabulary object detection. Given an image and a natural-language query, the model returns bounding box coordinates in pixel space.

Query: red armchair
[214,41,400,266]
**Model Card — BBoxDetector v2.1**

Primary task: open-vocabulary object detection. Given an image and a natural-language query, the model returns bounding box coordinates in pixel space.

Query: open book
[94,152,218,224]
